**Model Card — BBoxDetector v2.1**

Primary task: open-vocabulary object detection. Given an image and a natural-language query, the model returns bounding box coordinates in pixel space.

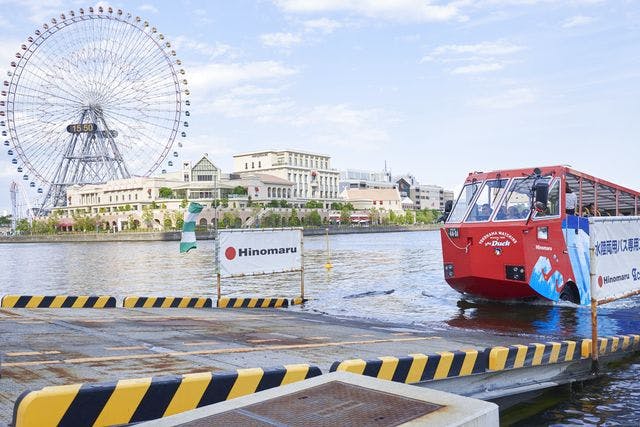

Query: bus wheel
[560,282,580,304]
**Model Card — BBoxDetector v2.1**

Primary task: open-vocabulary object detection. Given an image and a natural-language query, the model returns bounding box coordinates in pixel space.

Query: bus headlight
[444,263,455,278]
[506,265,525,281]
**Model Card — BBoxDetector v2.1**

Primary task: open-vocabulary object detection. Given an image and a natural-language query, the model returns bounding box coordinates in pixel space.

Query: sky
[1,0,639,214]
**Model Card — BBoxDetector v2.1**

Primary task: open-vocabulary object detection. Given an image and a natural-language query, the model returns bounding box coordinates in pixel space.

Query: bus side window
[597,183,616,216]
[536,180,559,217]
[619,191,635,216]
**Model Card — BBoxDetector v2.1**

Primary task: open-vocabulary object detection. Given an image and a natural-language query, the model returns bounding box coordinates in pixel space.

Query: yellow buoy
[324,228,333,269]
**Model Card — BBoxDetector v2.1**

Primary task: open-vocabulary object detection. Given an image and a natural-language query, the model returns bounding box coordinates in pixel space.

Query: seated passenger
[478,204,492,220]
[495,206,507,220]
[583,203,600,217]
[506,206,520,219]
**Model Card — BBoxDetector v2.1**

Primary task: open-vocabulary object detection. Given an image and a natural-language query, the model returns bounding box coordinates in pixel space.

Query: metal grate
[177,381,443,427]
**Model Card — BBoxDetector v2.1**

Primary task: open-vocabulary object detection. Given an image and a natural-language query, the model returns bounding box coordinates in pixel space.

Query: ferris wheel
[1,6,189,210]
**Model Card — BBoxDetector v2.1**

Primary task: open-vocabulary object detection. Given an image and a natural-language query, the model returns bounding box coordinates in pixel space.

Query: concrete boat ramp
[1,305,638,426]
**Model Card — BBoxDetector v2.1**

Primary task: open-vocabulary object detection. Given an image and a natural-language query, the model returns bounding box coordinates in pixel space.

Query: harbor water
[1,230,639,424]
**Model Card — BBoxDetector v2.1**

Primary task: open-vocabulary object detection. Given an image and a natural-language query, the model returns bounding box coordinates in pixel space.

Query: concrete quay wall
[0,225,441,243]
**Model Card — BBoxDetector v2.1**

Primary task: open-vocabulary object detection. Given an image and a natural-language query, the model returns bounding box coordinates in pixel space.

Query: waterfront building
[395,175,421,210]
[58,155,299,230]
[419,185,454,211]
[340,188,403,213]
[338,168,394,193]
[233,149,340,208]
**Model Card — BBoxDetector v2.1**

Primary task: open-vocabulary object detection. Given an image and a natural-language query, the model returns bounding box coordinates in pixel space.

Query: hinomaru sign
[218,228,302,278]
[589,217,640,303]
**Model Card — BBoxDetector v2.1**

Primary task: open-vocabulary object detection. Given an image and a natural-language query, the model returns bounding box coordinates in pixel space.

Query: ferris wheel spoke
[16,66,86,106]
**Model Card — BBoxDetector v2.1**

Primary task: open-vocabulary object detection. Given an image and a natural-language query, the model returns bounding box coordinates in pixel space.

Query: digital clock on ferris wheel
[66,123,97,133]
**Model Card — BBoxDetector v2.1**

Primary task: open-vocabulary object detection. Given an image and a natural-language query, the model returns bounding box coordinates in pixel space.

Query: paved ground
[0,306,537,424]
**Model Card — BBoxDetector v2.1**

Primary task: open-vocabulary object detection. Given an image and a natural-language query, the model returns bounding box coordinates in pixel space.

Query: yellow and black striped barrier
[217,297,289,309]
[330,349,487,383]
[579,334,640,358]
[488,341,579,371]
[290,297,308,306]
[123,296,212,308]
[1,295,116,308]
[12,364,321,427]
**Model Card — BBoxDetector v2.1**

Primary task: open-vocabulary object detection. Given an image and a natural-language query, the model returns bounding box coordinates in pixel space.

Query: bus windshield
[465,179,509,222]
[447,181,482,223]
[493,176,550,221]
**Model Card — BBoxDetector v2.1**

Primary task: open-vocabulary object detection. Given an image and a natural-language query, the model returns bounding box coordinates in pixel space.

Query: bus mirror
[444,200,453,214]
[439,200,453,223]
[533,181,548,212]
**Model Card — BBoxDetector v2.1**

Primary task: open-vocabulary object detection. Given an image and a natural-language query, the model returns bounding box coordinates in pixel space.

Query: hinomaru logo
[224,246,297,260]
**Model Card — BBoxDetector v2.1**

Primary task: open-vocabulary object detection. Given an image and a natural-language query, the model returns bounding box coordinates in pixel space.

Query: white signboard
[218,228,302,278]
[590,217,640,302]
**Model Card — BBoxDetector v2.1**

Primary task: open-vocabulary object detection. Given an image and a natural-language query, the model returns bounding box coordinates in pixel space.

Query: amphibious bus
[440,165,640,305]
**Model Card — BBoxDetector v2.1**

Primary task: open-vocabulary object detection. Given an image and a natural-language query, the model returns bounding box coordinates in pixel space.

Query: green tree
[163,218,173,229]
[405,211,415,224]
[340,208,351,224]
[279,199,290,208]
[231,186,247,195]
[389,210,397,224]
[0,215,11,227]
[267,200,280,208]
[288,208,301,226]
[221,197,229,208]
[73,215,97,232]
[159,187,173,198]
[180,198,189,209]
[221,212,239,228]
[262,212,282,228]
[142,206,154,229]
[305,210,322,226]
[369,208,380,225]
[128,215,139,230]
[150,201,159,209]
[305,200,322,209]
[15,218,30,233]
[330,202,343,210]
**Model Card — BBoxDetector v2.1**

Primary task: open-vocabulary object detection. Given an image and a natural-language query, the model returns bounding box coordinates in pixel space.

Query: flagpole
[300,229,305,300]
[214,171,221,303]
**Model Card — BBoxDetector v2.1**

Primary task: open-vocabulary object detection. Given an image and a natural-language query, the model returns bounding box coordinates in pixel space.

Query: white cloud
[422,41,524,75]
[139,4,159,14]
[469,87,536,109]
[303,18,343,33]
[172,36,237,61]
[432,41,524,57]
[451,63,504,74]
[562,15,594,28]
[9,0,66,24]
[288,104,394,151]
[0,38,22,64]
[273,0,463,22]
[260,32,303,48]
[188,61,298,91]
